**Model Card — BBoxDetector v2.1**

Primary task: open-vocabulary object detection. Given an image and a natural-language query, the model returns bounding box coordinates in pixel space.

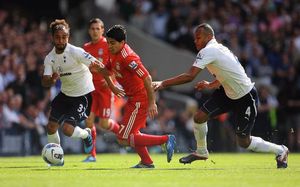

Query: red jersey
[83,37,109,83]
[107,44,149,97]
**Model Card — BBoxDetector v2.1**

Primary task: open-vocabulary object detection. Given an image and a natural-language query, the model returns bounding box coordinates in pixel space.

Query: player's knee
[193,111,208,124]
[46,122,59,134]
[62,123,74,137]
[99,119,109,130]
[236,135,251,148]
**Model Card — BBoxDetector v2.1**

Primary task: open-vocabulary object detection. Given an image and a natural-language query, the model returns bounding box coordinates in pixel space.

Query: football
[41,143,64,166]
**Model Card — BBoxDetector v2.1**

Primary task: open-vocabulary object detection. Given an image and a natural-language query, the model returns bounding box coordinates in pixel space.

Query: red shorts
[91,82,114,118]
[117,96,148,140]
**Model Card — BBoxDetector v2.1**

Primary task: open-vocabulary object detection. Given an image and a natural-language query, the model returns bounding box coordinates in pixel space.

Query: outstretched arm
[194,79,221,91]
[144,75,158,119]
[153,66,202,91]
[90,61,125,97]
[41,72,59,88]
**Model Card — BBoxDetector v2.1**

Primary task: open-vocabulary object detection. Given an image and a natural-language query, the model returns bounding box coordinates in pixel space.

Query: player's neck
[91,36,102,44]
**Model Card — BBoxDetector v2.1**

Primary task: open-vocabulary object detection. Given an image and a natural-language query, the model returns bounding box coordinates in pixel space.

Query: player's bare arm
[153,66,202,91]
[194,80,221,91]
[41,72,60,88]
[90,61,125,97]
[144,75,158,119]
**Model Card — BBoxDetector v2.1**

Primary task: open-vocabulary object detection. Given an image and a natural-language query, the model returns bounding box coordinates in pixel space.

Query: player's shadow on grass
[85,168,225,171]
[0,166,40,169]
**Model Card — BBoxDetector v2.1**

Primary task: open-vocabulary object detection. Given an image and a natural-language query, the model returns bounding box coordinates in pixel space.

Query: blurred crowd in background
[1,0,300,156]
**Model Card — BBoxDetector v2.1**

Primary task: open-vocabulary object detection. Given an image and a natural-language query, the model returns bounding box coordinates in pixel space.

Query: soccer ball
[41,143,64,166]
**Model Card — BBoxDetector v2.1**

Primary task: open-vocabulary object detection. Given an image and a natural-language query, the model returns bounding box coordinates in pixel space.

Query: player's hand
[52,72,60,82]
[111,86,125,98]
[152,81,163,91]
[194,80,210,91]
[89,61,105,72]
[148,102,158,119]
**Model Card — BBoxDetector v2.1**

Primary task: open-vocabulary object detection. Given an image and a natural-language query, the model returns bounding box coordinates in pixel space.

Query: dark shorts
[200,86,258,137]
[49,92,92,126]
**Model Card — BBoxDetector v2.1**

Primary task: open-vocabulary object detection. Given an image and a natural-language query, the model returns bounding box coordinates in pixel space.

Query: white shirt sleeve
[43,55,53,76]
[193,48,216,69]
[73,46,98,66]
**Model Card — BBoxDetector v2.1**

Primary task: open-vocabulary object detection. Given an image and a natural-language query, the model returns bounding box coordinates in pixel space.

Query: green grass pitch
[0,153,299,187]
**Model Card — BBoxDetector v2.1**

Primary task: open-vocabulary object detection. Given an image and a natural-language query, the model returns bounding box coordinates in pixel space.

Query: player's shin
[134,146,153,165]
[194,122,209,156]
[247,136,284,154]
[91,126,97,157]
[108,119,120,134]
[71,126,89,139]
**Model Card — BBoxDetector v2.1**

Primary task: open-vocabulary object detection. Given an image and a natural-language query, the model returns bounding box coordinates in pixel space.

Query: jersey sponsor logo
[60,72,72,77]
[129,61,138,70]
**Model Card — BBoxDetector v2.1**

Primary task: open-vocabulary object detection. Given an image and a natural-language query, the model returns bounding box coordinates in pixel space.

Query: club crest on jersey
[98,49,103,56]
[116,62,120,70]
[56,66,63,74]
[196,53,203,60]
[129,61,138,70]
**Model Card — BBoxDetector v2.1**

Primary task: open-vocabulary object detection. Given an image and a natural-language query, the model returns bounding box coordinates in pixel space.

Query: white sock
[71,126,89,139]
[47,131,60,144]
[247,136,284,155]
[194,122,209,156]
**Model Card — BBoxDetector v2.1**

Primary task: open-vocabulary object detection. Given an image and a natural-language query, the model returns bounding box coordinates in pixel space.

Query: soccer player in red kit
[82,18,119,162]
[105,25,176,168]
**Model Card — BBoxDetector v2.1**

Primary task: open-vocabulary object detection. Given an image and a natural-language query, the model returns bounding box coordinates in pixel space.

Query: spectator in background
[277,66,300,151]
[253,85,278,141]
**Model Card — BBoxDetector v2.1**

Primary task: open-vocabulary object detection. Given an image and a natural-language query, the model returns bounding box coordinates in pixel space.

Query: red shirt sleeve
[124,56,149,79]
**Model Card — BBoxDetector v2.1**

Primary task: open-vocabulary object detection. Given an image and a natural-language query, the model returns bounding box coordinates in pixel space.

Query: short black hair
[195,23,214,36]
[106,25,126,42]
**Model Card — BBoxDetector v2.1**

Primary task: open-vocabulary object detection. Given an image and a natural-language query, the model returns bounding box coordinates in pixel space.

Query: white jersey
[193,39,254,100]
[43,43,95,97]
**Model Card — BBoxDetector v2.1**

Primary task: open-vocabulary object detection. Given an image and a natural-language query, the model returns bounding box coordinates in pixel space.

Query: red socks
[91,125,97,157]
[134,146,153,165]
[108,119,120,134]
[129,133,168,147]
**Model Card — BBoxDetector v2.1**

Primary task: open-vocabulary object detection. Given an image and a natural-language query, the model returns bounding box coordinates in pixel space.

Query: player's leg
[117,101,175,166]
[83,112,97,162]
[180,87,230,164]
[46,92,67,145]
[46,121,60,144]
[62,93,93,153]
[97,89,120,133]
[234,87,289,168]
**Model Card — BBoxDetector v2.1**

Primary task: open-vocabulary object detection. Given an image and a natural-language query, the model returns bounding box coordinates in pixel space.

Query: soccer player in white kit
[42,19,123,163]
[153,23,289,168]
